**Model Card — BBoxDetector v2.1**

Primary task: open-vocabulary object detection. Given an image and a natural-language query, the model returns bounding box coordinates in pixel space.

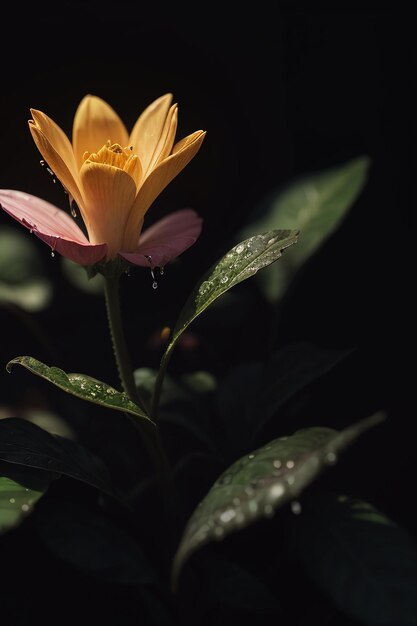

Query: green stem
[103,272,171,488]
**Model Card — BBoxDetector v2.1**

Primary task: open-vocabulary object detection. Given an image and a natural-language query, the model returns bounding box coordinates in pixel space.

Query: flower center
[82,141,141,187]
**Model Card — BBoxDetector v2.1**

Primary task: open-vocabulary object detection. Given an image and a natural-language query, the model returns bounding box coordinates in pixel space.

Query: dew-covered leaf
[36,499,158,585]
[0,475,45,534]
[238,157,370,302]
[7,356,152,423]
[0,418,114,496]
[292,493,417,626]
[155,230,298,405]
[172,412,385,587]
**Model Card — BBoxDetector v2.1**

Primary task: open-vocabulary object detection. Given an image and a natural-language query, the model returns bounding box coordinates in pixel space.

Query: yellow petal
[29,122,85,213]
[124,130,206,247]
[80,162,137,258]
[152,104,178,169]
[129,94,173,176]
[73,96,129,170]
[30,109,77,171]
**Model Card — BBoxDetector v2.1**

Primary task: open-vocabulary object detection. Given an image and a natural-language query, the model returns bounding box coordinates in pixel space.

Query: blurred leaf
[21,409,75,438]
[0,227,52,311]
[155,230,298,407]
[183,553,280,622]
[7,356,152,423]
[238,157,370,302]
[292,493,417,626]
[172,412,385,588]
[0,475,44,534]
[0,417,114,496]
[217,343,352,444]
[136,368,218,452]
[61,257,104,294]
[36,499,158,585]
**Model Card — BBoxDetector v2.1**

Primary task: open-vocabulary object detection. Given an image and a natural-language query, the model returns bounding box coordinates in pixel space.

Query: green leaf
[156,230,298,398]
[0,475,45,534]
[217,343,352,444]
[172,412,385,588]
[238,156,370,301]
[0,418,114,497]
[0,227,52,311]
[292,493,417,626]
[61,257,104,295]
[7,356,152,424]
[36,499,158,585]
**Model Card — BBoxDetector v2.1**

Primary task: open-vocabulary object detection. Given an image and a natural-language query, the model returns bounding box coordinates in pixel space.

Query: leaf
[0,418,114,496]
[217,343,353,444]
[36,499,158,585]
[238,156,370,301]
[172,412,385,588]
[292,493,417,626]
[0,227,52,311]
[0,476,45,534]
[155,230,298,402]
[7,356,152,424]
[61,257,104,295]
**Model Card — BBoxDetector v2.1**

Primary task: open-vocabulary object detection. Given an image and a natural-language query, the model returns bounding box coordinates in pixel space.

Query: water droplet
[91,391,96,397]
[159,266,165,276]
[94,384,100,389]
[267,237,277,245]
[220,275,229,284]
[51,251,55,257]
[273,460,282,469]
[291,501,302,515]
[29,228,33,234]
[286,460,295,469]
[152,281,158,290]
[325,451,337,465]
[236,244,245,254]
[248,453,255,460]
[21,504,30,512]
[70,206,77,218]
[264,504,274,517]
[219,509,236,523]
[270,483,285,499]
[9,498,15,504]
[106,388,114,394]
[39,159,45,166]
[214,526,224,539]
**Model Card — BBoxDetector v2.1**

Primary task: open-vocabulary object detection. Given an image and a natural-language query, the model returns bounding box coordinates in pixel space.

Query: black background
[0,4,413,624]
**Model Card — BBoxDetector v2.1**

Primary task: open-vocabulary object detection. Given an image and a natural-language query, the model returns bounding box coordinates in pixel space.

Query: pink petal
[0,189,107,266]
[119,209,202,267]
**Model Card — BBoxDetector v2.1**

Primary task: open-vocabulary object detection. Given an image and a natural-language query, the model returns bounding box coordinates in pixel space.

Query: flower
[0,94,205,267]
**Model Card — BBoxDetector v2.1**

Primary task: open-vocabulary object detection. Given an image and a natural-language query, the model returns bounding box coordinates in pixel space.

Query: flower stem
[103,272,171,488]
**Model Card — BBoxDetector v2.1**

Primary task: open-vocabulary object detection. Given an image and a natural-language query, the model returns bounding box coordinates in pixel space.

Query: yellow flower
[28,94,206,259]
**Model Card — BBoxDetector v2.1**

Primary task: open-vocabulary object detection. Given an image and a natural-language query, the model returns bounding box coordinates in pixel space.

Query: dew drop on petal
[248,453,255,460]
[236,244,245,254]
[71,205,77,218]
[51,251,55,257]
[152,281,158,290]
[159,266,165,276]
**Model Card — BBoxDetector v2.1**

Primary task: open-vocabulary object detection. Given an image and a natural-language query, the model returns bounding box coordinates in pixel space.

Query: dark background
[0,4,413,623]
